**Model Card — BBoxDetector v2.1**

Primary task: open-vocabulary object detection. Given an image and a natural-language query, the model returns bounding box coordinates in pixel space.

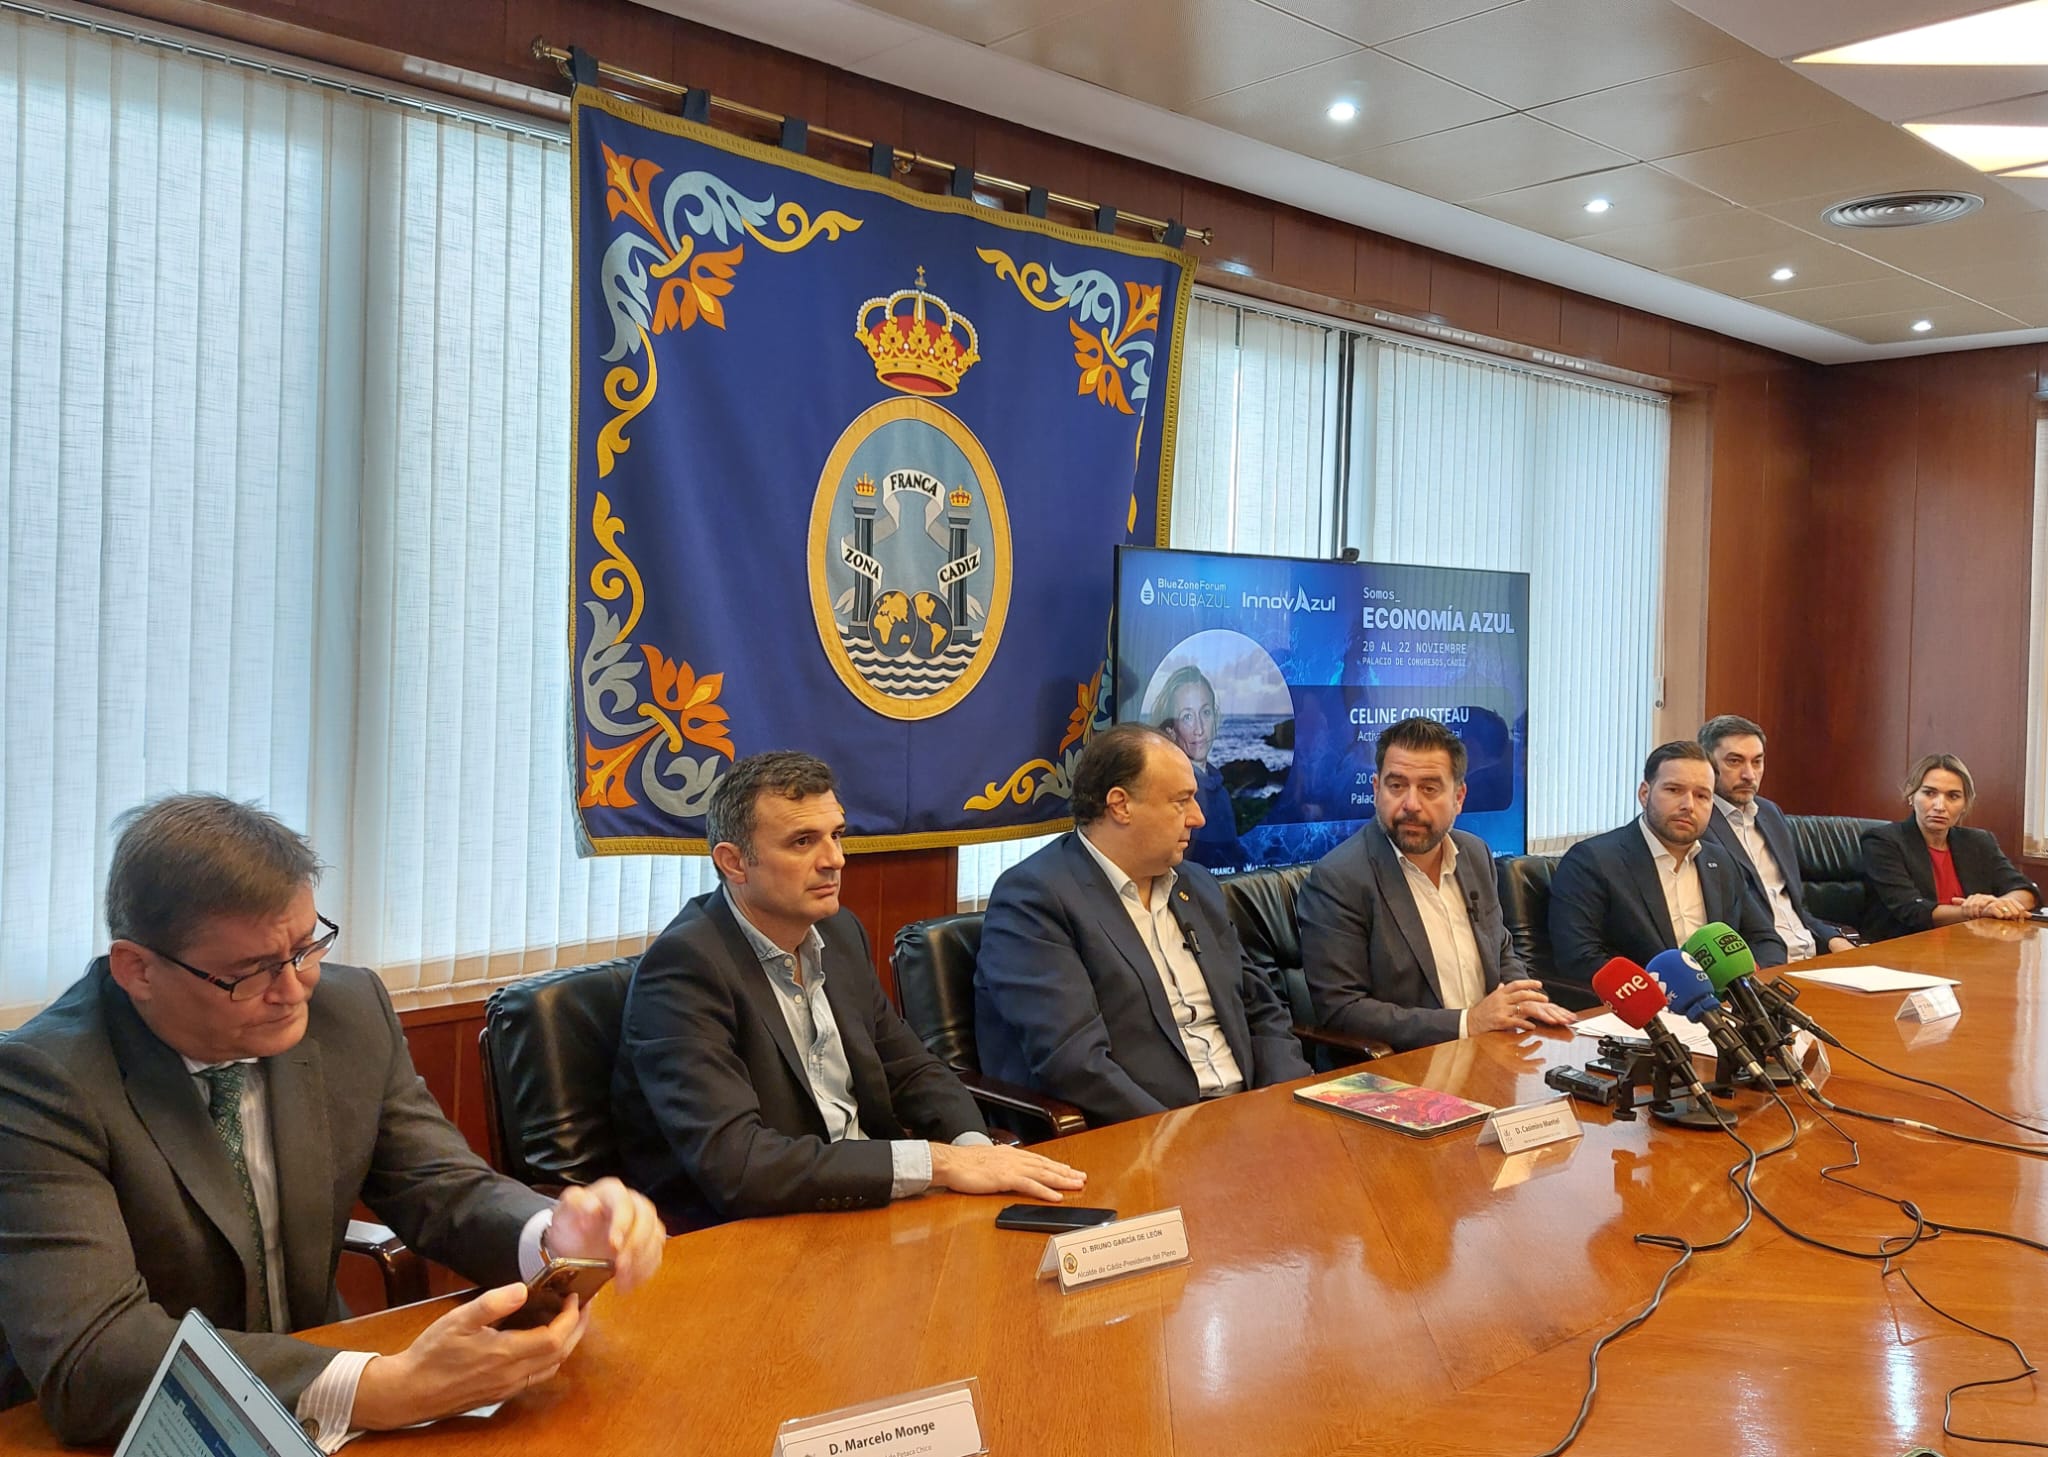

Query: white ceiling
[628,0,2048,364]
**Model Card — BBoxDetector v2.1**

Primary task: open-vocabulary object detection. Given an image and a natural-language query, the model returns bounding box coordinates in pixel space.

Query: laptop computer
[113,1310,323,1457]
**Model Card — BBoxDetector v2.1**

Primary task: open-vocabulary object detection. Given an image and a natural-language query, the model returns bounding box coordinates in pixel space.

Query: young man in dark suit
[973,723,1311,1127]
[1548,740,1787,992]
[612,751,1083,1227]
[0,795,667,1445]
[1696,714,1852,959]
[1299,716,1573,1052]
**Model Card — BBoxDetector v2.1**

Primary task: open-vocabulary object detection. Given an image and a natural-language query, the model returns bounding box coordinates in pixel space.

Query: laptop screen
[113,1312,319,1457]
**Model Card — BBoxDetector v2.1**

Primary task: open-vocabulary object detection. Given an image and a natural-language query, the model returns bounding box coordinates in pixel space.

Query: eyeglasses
[145,915,341,1002]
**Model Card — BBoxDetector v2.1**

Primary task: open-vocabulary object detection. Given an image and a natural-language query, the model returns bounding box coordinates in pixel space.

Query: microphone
[1590,957,1713,1103]
[1646,948,1775,1087]
[1174,913,1202,960]
[1683,922,1837,1050]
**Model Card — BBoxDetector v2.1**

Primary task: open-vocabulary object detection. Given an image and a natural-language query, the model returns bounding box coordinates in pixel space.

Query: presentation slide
[1113,546,1530,871]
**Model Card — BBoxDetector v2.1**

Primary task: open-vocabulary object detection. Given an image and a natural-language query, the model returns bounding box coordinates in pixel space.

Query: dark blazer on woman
[1857,817,2039,943]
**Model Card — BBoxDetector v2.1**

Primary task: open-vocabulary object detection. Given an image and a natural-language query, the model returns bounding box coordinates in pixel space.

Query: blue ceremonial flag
[569,89,1194,852]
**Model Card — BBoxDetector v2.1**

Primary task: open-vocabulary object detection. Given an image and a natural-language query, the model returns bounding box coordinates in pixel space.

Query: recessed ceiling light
[1771,266,1796,282]
[1583,197,1611,215]
[1912,319,1935,333]
[1798,0,2048,66]
[1903,123,2048,173]
[1326,100,1358,123]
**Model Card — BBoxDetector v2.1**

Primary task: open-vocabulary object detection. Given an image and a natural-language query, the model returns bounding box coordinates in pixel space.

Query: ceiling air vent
[1821,191,1983,228]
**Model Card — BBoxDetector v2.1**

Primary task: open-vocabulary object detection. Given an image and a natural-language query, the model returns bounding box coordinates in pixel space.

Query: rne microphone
[1646,948,1775,1087]
[1590,956,1712,1102]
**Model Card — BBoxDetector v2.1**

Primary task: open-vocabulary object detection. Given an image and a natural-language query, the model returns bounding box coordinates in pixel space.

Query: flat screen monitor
[1112,546,1530,872]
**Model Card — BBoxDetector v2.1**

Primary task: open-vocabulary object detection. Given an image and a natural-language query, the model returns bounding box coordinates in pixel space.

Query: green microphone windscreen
[1682,921,1757,991]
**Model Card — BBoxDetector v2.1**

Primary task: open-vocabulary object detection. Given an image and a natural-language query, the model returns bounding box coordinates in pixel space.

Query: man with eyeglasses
[0,794,666,1447]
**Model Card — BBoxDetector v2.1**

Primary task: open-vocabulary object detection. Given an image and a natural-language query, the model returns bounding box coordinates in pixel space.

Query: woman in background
[1153,665,1243,869]
[1858,752,2038,941]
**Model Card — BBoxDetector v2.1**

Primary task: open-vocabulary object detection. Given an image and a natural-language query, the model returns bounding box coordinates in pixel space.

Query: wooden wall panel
[1904,349,2039,854]
[1496,276,1562,352]
[1428,255,1500,337]
[1792,364,1925,821]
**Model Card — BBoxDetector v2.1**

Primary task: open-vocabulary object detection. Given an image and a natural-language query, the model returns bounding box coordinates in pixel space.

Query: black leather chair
[1494,853,1600,1011]
[1786,813,1890,935]
[1216,864,1380,1068]
[478,956,639,1190]
[891,913,1085,1142]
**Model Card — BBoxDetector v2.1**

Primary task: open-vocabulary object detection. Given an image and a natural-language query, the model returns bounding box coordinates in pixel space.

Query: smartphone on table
[993,1205,1117,1234]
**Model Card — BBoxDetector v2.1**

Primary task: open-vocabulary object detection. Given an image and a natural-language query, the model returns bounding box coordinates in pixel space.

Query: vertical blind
[0,12,708,1023]
[1359,339,1669,850]
[2024,412,2048,858]
[959,294,1672,898]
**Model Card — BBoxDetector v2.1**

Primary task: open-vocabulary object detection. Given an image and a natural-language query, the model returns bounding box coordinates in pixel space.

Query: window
[2023,409,2048,858]
[0,10,708,1023]
[959,291,1671,898]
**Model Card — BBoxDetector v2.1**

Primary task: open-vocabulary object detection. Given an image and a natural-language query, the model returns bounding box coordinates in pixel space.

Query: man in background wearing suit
[1696,714,1852,959]
[1549,740,1787,990]
[612,751,1082,1228]
[974,723,1311,1126]
[1298,716,1574,1052]
[0,795,666,1446]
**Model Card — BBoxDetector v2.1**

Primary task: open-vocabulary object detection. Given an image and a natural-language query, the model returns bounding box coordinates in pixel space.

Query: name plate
[772,1378,984,1457]
[1897,985,1961,1024]
[1035,1207,1189,1291]
[1476,1095,1581,1155]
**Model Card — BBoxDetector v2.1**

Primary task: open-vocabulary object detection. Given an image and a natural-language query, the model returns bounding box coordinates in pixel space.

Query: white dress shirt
[1637,816,1708,945]
[1714,797,1817,959]
[1394,835,1486,1036]
[1075,831,1245,1096]
[183,1057,552,1451]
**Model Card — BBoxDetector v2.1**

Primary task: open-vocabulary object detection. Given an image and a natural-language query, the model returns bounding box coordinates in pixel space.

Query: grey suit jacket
[1298,823,1524,1052]
[1700,797,1841,951]
[612,892,986,1228]
[973,833,1310,1126]
[0,960,549,1442]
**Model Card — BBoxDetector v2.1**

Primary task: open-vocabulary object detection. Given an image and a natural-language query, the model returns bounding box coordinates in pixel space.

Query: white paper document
[1570,1009,1715,1056]
[1786,965,1961,994]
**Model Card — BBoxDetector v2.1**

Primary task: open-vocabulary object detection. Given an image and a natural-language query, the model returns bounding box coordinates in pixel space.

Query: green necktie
[199,1062,272,1332]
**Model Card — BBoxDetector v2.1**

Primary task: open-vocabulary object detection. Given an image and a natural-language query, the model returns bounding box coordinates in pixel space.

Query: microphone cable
[1779,1076,2048,1450]
[1528,1084,1794,1457]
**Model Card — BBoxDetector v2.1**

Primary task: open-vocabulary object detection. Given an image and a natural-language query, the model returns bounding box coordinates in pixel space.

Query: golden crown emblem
[948,486,972,508]
[853,473,877,497]
[855,267,980,397]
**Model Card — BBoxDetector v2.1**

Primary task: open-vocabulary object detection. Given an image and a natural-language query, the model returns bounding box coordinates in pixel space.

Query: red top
[1928,844,1965,906]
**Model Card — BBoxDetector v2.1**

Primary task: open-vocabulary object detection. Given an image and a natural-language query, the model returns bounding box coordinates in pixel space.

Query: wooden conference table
[6,922,2048,1455]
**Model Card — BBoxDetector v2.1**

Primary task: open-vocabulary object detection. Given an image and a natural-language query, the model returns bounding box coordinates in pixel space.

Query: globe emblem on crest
[807,270,1011,721]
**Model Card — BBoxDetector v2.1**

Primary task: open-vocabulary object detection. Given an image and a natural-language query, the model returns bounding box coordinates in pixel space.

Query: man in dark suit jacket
[1859,753,2039,942]
[1300,716,1574,1051]
[974,723,1311,1126]
[0,795,665,1444]
[613,752,1083,1228]
[1696,714,1850,959]
[1549,740,1787,992]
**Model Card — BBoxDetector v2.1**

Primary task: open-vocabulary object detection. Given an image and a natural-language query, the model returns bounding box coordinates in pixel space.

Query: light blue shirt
[722,888,989,1198]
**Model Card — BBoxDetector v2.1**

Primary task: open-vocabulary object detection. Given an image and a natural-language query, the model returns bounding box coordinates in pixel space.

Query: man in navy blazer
[974,724,1311,1126]
[1696,714,1851,959]
[1299,716,1574,1051]
[613,752,1083,1227]
[1549,740,1787,991]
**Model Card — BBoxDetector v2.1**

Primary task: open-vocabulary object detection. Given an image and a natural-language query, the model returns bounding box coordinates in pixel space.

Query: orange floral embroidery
[640,648,736,760]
